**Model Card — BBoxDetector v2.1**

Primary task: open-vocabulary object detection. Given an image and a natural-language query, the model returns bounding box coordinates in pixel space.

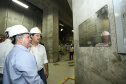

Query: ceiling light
[60,29,63,31]
[59,23,64,26]
[12,0,29,8]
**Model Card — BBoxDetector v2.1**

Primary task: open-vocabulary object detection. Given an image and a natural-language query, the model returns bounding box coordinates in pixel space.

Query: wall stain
[113,52,122,63]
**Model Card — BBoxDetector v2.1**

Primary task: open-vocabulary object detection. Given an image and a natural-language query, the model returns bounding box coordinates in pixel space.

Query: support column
[42,8,59,62]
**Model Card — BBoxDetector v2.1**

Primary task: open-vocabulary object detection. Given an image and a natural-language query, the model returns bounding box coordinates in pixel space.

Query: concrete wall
[0,0,7,37]
[72,0,126,84]
[0,0,42,39]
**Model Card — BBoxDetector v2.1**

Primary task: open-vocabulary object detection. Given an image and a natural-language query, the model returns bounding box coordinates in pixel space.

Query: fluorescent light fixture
[59,23,64,26]
[12,0,29,8]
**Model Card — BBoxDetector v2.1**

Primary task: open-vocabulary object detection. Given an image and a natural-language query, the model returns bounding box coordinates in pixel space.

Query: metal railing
[59,76,75,84]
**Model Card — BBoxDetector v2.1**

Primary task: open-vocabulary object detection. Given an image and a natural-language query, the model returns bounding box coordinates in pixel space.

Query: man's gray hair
[15,34,24,44]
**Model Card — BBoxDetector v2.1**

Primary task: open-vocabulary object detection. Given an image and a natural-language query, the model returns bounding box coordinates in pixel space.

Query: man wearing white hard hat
[95,31,111,46]
[4,27,11,38]
[0,26,14,84]
[29,27,48,84]
[3,25,44,84]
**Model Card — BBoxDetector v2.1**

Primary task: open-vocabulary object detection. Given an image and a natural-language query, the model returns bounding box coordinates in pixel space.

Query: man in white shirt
[29,27,48,84]
[0,27,14,84]
[95,31,111,47]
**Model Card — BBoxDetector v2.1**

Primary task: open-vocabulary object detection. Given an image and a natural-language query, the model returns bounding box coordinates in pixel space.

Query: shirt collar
[15,44,29,52]
[31,43,40,47]
[5,39,12,42]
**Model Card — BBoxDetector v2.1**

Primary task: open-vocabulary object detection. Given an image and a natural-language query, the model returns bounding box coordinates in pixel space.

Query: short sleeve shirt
[0,39,13,74]
[29,44,48,71]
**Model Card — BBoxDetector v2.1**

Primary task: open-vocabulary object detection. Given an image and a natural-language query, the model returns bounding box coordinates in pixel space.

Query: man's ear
[17,38,23,43]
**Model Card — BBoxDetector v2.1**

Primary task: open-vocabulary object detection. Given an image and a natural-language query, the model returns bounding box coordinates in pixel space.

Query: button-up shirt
[0,39,13,74]
[3,44,44,84]
[29,44,48,71]
[95,43,110,47]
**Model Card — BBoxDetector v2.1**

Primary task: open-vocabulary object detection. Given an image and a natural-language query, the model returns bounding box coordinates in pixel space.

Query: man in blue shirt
[3,25,44,84]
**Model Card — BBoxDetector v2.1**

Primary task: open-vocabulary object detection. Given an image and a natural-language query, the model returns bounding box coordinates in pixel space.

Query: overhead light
[60,28,63,31]
[12,0,29,8]
[59,23,64,26]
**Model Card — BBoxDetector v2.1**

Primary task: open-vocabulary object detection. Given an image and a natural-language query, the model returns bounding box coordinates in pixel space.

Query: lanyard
[15,45,28,52]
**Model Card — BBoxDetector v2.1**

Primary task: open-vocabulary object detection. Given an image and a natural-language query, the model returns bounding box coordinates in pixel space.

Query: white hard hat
[5,27,12,33]
[101,31,110,36]
[9,25,29,37]
[30,27,41,34]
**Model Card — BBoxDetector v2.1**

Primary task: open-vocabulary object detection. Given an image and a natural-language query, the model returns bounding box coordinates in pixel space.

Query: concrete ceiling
[26,0,73,27]
[24,0,73,44]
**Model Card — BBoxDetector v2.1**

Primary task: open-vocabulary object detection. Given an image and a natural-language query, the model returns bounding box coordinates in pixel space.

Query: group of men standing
[0,25,48,84]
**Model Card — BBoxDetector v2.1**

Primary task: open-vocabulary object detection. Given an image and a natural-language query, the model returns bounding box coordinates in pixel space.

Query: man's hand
[45,71,48,79]
[44,63,48,79]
